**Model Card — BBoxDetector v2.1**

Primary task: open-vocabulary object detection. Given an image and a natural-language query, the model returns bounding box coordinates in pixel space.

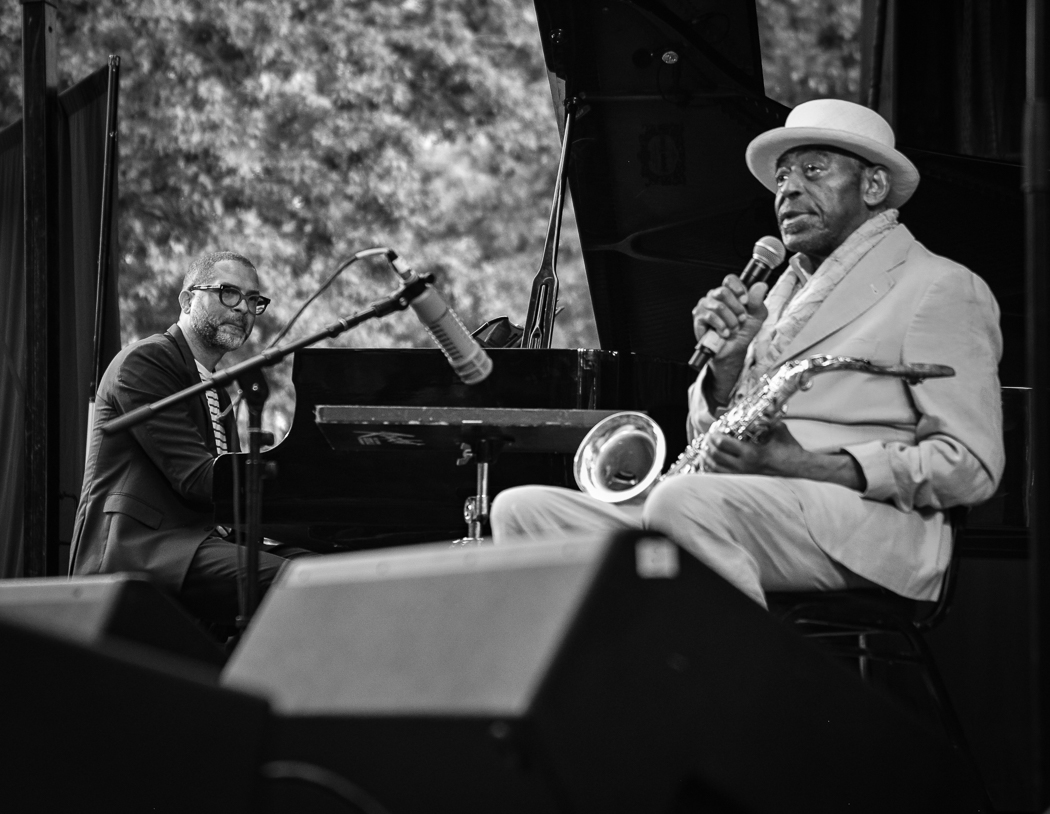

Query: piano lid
[534,1,1032,386]
[533,0,788,362]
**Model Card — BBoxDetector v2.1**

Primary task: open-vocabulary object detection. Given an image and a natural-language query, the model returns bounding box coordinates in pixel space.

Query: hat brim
[745,127,920,208]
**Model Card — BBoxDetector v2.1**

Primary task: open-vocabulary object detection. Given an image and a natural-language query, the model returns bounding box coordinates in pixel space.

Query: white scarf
[733,209,900,402]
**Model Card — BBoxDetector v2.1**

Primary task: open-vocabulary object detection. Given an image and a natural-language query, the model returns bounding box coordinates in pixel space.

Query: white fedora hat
[745,99,920,208]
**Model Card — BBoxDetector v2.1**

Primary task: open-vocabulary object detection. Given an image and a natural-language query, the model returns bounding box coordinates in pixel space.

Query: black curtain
[894,0,1027,161]
[0,64,121,577]
[0,123,26,578]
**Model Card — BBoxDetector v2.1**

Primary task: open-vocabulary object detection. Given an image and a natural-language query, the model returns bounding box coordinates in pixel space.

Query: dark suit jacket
[70,324,239,593]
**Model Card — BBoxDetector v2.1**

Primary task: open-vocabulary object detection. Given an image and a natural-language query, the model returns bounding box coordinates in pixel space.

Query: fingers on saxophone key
[704,431,743,471]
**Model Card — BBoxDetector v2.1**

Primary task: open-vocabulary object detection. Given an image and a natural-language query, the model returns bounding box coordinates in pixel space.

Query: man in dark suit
[70,251,298,626]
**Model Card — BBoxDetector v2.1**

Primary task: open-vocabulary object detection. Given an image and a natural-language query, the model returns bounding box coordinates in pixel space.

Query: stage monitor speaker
[224,531,986,814]
[0,573,226,667]
[0,616,269,813]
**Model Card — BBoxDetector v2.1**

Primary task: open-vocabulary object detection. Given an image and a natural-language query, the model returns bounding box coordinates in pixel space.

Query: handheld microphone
[688,236,786,372]
[387,252,493,385]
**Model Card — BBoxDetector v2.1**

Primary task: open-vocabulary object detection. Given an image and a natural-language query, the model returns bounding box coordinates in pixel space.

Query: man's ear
[863,165,892,207]
[178,289,193,314]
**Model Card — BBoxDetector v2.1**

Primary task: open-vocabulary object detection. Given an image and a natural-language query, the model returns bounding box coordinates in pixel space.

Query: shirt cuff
[842,440,895,501]
[695,366,731,414]
[687,368,726,441]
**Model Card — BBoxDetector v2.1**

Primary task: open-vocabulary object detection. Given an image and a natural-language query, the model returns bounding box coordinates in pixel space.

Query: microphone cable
[216,248,393,443]
[265,246,393,350]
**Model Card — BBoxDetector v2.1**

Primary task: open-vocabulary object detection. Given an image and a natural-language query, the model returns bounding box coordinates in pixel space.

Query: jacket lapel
[165,323,216,456]
[773,224,915,365]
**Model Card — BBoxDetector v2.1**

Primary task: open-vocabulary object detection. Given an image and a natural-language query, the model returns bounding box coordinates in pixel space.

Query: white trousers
[489,474,878,608]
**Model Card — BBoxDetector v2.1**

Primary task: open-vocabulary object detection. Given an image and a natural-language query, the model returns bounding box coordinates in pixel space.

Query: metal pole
[90,55,120,397]
[86,55,120,463]
[1023,0,1050,805]
[21,0,60,577]
[521,99,575,349]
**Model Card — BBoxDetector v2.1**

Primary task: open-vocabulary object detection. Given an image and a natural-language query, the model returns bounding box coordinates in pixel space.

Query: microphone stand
[238,366,271,622]
[102,274,434,624]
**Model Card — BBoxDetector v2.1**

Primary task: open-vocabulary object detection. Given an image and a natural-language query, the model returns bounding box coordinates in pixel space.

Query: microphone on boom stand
[386,251,493,384]
[688,236,786,372]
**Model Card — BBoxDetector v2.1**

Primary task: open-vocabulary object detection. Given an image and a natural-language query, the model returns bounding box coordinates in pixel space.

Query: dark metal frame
[1024,0,1050,804]
[21,0,60,577]
[768,507,991,811]
[770,508,965,733]
[90,55,120,397]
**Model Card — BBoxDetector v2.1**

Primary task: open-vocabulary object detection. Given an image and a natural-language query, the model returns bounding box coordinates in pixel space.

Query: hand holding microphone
[688,236,786,372]
[386,252,493,384]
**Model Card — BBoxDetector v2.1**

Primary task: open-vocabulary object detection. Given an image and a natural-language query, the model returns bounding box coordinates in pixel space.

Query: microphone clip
[395,272,435,308]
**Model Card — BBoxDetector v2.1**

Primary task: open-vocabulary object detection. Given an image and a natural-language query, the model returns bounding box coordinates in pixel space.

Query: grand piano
[215,0,1029,559]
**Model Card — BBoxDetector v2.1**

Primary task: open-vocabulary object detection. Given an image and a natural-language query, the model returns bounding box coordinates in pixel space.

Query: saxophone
[573,354,955,503]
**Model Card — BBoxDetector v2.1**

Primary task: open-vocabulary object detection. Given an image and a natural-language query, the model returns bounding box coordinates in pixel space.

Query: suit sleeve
[110,344,215,504]
[686,367,723,443]
[844,268,1005,511]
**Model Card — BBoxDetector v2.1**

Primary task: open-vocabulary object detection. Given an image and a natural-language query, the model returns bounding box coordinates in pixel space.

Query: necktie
[196,362,233,539]
[205,386,228,455]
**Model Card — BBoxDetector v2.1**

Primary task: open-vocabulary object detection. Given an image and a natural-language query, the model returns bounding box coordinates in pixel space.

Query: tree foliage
[3,0,600,438]
[1,0,862,439]
[756,0,862,105]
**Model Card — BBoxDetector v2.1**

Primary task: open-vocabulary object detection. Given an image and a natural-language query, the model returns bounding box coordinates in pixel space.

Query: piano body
[215,348,694,548]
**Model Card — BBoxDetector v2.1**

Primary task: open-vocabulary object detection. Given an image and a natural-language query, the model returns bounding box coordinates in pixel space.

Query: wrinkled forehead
[211,260,261,293]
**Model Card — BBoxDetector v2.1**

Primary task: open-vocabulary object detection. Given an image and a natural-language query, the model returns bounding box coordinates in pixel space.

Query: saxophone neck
[749,354,956,403]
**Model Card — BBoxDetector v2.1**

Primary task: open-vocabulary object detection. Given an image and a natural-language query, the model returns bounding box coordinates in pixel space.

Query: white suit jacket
[688,224,1005,600]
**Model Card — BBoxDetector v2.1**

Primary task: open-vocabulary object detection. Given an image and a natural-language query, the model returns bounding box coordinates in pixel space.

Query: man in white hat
[491,99,1004,608]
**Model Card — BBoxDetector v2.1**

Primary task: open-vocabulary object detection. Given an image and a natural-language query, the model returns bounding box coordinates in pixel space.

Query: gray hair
[182,251,257,290]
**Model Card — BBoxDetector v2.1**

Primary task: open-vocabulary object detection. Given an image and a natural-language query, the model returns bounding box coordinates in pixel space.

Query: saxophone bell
[573,412,667,503]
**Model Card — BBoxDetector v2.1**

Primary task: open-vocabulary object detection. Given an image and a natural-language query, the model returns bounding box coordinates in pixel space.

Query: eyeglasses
[189,284,271,315]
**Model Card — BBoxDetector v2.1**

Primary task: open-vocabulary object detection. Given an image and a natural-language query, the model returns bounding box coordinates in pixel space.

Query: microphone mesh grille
[753,236,786,268]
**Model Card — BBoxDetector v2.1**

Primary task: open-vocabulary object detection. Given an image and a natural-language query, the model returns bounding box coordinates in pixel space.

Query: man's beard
[191,307,248,352]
